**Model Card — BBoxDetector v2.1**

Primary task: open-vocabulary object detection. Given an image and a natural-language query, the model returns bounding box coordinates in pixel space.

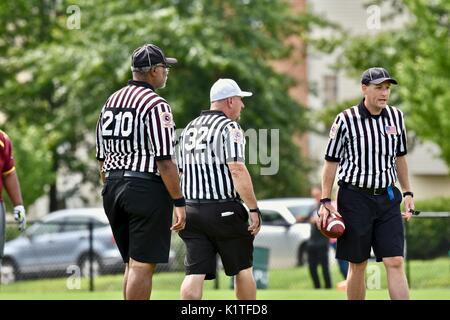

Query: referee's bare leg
[347,260,368,300]
[235,267,256,300]
[125,258,156,300]
[180,274,206,300]
[122,264,129,299]
[180,270,256,300]
[383,256,409,299]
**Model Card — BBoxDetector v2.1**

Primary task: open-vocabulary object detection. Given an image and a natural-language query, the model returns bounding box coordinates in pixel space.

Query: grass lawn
[0,258,448,300]
[1,289,449,300]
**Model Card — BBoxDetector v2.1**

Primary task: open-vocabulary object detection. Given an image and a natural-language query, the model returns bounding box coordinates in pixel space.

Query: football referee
[95,43,185,300]
[177,78,261,300]
[318,67,415,300]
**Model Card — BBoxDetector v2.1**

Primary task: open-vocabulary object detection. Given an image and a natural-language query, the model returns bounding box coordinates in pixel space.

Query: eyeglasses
[154,64,169,69]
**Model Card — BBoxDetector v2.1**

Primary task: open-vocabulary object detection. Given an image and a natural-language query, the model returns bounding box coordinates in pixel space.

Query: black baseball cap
[361,67,398,85]
[131,43,177,68]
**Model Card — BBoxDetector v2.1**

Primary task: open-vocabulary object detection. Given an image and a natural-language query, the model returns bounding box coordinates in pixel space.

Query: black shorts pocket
[236,202,249,222]
[101,183,108,196]
[394,186,403,204]
[219,211,238,223]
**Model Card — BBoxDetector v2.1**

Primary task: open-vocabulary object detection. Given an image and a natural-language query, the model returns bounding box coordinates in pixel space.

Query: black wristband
[320,198,331,204]
[173,197,186,207]
[403,192,414,198]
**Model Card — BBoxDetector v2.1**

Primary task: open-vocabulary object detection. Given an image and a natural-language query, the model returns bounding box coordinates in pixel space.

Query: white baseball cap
[210,78,253,102]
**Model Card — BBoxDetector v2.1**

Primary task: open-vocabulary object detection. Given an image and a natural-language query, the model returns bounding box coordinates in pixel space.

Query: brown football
[320,213,345,238]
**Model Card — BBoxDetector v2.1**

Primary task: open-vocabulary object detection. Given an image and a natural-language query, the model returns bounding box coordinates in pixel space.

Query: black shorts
[102,174,172,264]
[178,200,254,280]
[336,185,404,263]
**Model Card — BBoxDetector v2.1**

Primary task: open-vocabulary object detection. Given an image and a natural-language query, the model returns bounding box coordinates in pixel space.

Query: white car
[255,198,317,269]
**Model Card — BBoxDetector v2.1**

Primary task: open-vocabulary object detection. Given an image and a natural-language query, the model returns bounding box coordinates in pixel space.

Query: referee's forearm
[321,160,338,199]
[396,156,412,192]
[98,161,105,183]
[229,163,257,209]
[156,159,183,199]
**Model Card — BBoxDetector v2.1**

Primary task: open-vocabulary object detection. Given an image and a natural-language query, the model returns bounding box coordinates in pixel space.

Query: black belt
[105,170,162,182]
[338,180,390,196]
[186,199,240,204]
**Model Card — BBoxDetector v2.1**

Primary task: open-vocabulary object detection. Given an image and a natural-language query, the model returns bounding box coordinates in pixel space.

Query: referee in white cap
[177,78,261,300]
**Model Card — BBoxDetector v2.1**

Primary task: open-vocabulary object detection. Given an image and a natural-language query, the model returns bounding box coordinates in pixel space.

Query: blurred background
[0,0,448,298]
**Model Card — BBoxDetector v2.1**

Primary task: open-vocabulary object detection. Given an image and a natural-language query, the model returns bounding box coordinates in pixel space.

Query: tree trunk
[49,148,64,212]
[49,182,58,213]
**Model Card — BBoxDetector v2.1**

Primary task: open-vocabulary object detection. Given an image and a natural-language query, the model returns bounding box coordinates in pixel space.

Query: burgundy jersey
[0,130,16,200]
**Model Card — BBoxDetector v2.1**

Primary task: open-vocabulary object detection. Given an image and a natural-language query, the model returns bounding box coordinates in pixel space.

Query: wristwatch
[249,208,262,227]
[402,192,414,198]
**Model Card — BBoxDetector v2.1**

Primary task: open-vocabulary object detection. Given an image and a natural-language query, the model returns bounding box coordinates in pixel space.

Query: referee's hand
[317,202,341,230]
[171,206,186,232]
[402,195,415,221]
[248,211,261,236]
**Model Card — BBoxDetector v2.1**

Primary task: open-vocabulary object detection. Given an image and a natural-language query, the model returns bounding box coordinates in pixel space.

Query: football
[320,213,345,238]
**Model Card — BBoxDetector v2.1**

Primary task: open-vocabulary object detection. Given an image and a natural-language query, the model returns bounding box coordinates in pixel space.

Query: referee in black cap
[318,67,415,300]
[96,43,185,300]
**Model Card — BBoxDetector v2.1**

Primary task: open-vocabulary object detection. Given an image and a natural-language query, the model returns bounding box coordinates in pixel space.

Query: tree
[0,0,334,210]
[4,124,55,209]
[317,0,450,165]
[0,0,65,208]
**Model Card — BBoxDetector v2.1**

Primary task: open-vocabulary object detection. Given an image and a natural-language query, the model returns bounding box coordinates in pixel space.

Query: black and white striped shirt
[177,110,245,200]
[325,99,407,189]
[96,80,175,174]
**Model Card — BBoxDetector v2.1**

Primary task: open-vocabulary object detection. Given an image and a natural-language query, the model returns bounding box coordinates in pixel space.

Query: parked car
[255,198,317,269]
[1,208,176,284]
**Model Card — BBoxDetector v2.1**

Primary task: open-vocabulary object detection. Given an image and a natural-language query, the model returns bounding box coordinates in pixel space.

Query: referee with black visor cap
[318,67,415,300]
[96,43,185,300]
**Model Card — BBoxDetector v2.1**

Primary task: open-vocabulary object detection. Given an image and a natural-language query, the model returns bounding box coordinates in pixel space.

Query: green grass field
[1,258,448,300]
[1,289,449,300]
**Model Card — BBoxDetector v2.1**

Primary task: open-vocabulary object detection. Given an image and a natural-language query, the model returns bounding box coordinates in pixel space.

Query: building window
[323,75,338,104]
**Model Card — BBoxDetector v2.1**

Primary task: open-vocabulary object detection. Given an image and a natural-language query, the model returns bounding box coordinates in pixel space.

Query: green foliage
[313,97,361,134]
[4,224,21,242]
[4,125,55,207]
[396,0,450,164]
[319,0,450,166]
[404,197,450,259]
[0,0,334,207]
